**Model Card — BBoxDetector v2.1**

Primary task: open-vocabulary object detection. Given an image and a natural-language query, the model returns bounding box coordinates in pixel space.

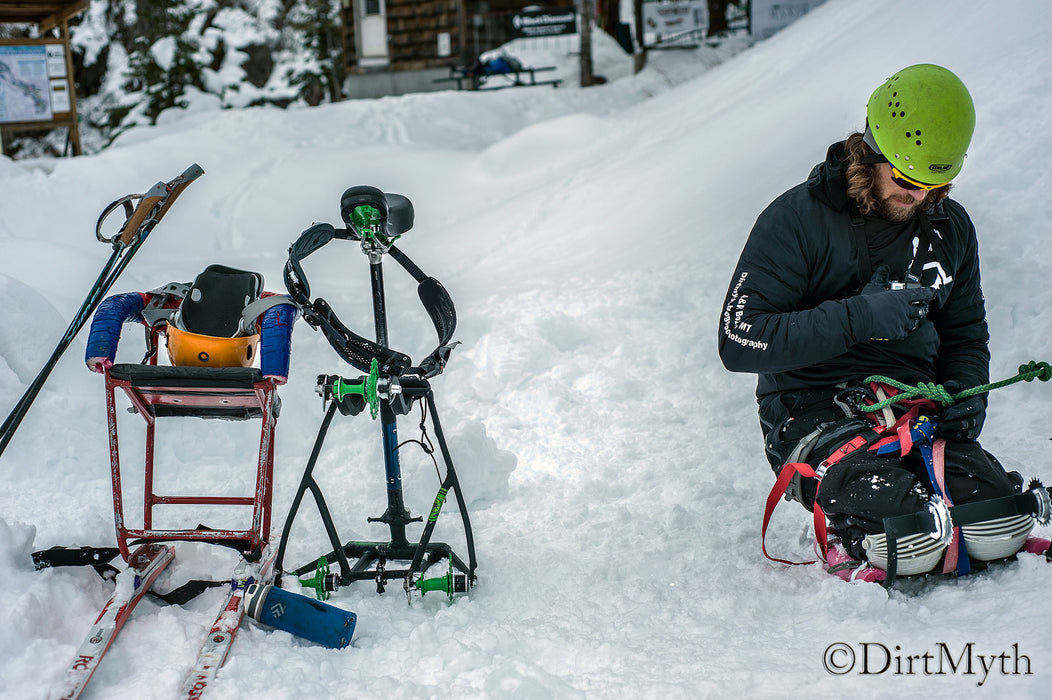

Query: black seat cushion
[110,364,263,387]
[179,265,263,337]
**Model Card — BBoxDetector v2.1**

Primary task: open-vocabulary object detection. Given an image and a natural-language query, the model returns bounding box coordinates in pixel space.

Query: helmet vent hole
[916,140,922,146]
[906,132,911,138]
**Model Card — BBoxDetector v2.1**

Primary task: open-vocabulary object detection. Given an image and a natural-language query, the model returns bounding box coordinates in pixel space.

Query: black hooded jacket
[718,141,990,423]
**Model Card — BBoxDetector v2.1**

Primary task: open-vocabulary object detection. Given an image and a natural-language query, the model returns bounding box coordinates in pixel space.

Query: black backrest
[179,265,263,337]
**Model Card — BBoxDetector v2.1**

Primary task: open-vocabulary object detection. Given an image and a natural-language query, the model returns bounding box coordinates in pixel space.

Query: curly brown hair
[843,132,951,215]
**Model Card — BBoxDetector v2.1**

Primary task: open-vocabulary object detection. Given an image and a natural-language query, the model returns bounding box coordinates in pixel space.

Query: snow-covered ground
[2,1,1052,697]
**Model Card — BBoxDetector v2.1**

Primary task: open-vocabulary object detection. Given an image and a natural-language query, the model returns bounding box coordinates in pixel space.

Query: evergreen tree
[117,1,203,127]
[285,0,344,105]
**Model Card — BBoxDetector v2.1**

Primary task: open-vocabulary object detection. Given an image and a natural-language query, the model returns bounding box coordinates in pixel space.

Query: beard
[877,193,922,222]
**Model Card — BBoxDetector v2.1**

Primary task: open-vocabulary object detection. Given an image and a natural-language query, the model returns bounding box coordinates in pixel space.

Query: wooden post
[579,0,595,87]
[61,17,82,156]
[633,0,646,73]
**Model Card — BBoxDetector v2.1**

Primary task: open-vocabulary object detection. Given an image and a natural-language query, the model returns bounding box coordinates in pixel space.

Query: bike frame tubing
[369,257,413,545]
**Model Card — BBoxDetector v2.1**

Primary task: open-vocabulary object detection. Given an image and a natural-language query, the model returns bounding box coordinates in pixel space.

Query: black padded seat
[110,364,263,386]
[109,364,274,420]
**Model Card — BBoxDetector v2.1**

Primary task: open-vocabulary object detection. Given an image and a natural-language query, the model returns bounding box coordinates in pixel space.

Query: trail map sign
[0,44,56,122]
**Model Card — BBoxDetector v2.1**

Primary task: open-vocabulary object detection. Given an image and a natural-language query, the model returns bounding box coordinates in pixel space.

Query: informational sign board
[642,0,708,46]
[0,39,73,124]
[0,0,88,157]
[508,8,578,38]
[750,0,827,41]
[0,45,52,122]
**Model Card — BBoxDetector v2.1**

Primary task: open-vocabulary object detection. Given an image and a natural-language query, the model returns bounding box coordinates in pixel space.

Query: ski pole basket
[104,356,279,562]
[276,185,477,597]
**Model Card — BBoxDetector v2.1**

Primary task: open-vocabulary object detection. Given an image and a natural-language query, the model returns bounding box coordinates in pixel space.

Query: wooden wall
[340,0,575,73]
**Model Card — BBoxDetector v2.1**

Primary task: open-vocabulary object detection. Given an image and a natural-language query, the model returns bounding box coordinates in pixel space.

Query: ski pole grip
[154,163,205,222]
[117,181,166,246]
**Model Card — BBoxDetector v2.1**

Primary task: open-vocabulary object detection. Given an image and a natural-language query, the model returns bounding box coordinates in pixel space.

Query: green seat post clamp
[331,358,381,419]
[351,204,401,250]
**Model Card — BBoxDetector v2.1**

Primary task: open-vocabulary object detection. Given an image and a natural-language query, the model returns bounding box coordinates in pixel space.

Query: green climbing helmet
[865,64,975,186]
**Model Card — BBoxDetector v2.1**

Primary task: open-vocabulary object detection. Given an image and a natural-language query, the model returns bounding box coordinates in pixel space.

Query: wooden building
[338,0,574,97]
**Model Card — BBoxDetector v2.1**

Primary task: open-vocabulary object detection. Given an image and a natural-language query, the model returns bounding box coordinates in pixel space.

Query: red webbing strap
[762,462,822,565]
[870,404,923,452]
[896,420,914,455]
[762,434,873,566]
[931,438,962,573]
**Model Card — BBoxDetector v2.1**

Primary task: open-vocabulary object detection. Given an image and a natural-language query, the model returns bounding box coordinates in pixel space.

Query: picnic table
[433,57,562,91]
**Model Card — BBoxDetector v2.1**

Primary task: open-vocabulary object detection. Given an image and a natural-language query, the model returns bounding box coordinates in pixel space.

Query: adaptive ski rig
[25,167,295,698]
[275,185,477,603]
[13,165,289,700]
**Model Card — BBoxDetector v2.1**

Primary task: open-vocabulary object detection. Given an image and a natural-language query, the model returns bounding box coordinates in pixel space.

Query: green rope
[860,360,1052,413]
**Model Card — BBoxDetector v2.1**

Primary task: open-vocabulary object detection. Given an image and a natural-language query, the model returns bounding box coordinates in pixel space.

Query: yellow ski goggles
[890,166,947,192]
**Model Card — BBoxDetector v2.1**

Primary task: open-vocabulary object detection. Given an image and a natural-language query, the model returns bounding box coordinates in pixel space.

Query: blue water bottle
[243,583,356,649]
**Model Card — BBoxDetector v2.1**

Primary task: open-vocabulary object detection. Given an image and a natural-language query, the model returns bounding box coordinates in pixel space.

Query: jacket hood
[806,141,851,211]
[807,140,948,219]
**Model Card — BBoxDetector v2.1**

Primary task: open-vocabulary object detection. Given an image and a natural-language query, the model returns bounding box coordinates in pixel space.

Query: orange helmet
[165,325,260,368]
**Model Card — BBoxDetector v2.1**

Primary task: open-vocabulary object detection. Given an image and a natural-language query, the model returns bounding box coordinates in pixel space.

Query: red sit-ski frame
[103,354,277,563]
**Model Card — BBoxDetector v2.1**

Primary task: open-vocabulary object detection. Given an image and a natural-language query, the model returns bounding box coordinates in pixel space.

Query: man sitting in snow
[717,64,1032,577]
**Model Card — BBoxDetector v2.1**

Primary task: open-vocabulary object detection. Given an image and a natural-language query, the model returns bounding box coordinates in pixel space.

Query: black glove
[849,266,935,341]
[937,380,987,442]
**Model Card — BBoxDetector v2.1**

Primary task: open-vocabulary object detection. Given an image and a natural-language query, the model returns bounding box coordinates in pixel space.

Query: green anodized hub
[331,358,381,419]
[300,555,333,601]
[413,554,466,603]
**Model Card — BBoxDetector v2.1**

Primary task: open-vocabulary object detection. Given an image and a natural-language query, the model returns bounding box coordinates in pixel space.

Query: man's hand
[850,266,935,341]
[937,380,987,441]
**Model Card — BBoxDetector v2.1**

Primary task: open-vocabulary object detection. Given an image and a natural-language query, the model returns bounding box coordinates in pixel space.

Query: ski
[51,543,175,700]
[181,544,279,699]
[0,163,204,459]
